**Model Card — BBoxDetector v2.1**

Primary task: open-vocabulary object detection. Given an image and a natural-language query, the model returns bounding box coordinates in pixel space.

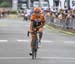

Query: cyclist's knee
[31,33,36,38]
[39,32,42,36]
[39,28,43,32]
[31,33,36,43]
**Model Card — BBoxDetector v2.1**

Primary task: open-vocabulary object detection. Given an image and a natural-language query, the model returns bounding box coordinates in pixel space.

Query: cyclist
[29,7,45,55]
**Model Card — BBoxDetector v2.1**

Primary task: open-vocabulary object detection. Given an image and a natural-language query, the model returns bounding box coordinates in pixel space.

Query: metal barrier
[45,15,75,30]
[73,19,75,29]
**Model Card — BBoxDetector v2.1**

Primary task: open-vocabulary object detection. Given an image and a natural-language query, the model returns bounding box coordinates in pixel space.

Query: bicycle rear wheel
[35,49,37,59]
[32,48,37,59]
[32,48,35,59]
[31,32,38,59]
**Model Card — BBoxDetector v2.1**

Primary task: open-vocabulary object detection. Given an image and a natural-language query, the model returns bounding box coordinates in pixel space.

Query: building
[48,0,75,11]
[12,0,39,10]
[18,0,28,9]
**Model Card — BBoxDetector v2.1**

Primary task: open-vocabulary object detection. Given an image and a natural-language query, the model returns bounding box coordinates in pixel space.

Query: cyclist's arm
[30,14,35,31]
[30,20,34,30]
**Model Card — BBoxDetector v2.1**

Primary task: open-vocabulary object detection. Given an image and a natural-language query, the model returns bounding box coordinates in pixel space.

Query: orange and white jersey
[30,13,45,22]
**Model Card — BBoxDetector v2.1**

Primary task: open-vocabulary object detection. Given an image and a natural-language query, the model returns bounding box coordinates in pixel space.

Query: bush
[0,2,11,7]
[10,11,17,14]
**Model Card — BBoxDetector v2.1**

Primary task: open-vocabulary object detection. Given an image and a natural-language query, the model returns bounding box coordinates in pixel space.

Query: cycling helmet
[34,7,41,13]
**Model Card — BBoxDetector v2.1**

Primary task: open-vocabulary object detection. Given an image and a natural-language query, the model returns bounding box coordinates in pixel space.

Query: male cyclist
[29,7,45,55]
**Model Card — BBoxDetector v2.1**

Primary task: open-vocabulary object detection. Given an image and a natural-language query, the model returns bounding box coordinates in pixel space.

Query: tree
[0,1,11,7]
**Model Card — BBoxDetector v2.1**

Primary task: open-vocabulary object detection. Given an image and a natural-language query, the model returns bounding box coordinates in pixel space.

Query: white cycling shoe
[38,42,41,48]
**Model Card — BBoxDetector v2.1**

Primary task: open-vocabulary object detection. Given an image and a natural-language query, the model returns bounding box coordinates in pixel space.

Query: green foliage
[0,0,12,3]
[0,1,11,7]
[10,11,17,14]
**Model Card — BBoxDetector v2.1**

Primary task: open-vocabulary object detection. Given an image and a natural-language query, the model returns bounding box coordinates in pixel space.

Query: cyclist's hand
[33,28,37,31]
[32,28,38,32]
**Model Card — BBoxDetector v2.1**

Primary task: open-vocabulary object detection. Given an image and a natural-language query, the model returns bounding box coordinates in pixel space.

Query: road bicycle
[27,31,39,59]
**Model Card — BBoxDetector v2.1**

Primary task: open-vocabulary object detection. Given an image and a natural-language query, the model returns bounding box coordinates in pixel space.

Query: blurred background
[0,0,73,11]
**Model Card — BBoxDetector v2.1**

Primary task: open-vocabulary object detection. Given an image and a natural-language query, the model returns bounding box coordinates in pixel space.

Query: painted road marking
[17,40,75,43]
[0,57,75,60]
[17,40,53,43]
[44,26,46,28]
[41,40,53,43]
[64,41,75,43]
[0,40,8,42]
[0,39,75,44]
[17,40,30,42]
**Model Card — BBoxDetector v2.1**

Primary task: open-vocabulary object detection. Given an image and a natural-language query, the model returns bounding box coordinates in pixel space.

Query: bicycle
[27,31,39,59]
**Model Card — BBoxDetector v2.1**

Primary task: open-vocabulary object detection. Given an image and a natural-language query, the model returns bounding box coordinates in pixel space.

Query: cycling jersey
[31,13,44,22]
[30,13,45,28]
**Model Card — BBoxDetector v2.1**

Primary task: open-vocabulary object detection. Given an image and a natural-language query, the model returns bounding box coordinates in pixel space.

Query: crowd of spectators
[45,9,75,30]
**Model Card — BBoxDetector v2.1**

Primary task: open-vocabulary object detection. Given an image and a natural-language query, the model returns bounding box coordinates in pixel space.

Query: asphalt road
[0,18,75,64]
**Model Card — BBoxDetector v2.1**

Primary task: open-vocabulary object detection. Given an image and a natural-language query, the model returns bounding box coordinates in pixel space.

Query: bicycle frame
[32,32,39,59]
[27,31,39,59]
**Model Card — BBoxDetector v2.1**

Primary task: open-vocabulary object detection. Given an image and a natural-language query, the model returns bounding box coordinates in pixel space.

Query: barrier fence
[45,15,75,32]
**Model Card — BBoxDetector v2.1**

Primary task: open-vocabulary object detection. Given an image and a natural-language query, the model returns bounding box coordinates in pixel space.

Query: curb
[46,25,75,36]
[7,14,18,19]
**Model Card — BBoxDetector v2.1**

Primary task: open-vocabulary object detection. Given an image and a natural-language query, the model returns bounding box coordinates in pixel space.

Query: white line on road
[17,40,30,42]
[44,26,46,28]
[64,41,75,43]
[0,39,75,44]
[0,57,75,60]
[41,40,53,43]
[17,40,53,43]
[0,40,8,43]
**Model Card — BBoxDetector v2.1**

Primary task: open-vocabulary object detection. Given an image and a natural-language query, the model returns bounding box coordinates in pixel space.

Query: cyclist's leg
[31,32,36,48]
[38,27,43,43]
[29,32,36,56]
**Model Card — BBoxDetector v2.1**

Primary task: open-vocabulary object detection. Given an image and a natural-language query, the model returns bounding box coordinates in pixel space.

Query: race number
[72,0,75,6]
[70,0,75,9]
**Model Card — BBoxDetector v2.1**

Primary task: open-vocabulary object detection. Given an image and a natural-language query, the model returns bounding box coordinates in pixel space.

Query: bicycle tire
[32,48,35,59]
[31,32,38,59]
[35,49,37,59]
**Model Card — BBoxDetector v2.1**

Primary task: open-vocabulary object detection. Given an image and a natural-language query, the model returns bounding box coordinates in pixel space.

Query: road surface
[0,18,75,64]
